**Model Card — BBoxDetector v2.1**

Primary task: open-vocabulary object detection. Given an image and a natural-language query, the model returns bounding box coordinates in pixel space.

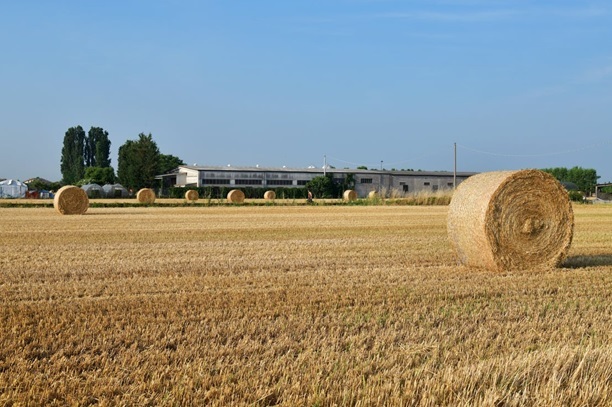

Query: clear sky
[1,0,611,183]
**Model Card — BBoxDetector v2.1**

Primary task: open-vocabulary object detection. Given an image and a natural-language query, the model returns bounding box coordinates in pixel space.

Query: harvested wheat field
[0,205,610,406]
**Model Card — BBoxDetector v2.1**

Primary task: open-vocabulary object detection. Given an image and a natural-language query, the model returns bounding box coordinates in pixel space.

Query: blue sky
[1,0,611,182]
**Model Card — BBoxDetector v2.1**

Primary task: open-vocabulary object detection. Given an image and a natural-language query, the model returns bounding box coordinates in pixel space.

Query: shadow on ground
[562,255,612,268]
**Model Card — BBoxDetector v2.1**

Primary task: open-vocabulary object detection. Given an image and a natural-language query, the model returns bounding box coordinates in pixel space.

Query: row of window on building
[202,179,310,186]
[201,177,454,191]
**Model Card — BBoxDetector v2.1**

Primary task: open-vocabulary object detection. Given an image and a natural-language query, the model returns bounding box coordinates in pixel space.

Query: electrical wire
[457,140,611,158]
[324,139,610,169]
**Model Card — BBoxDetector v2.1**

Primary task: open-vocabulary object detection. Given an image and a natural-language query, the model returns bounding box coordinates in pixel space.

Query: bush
[568,191,584,202]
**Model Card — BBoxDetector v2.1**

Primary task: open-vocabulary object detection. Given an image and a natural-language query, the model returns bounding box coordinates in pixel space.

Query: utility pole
[323,155,327,176]
[380,160,384,194]
[453,142,457,190]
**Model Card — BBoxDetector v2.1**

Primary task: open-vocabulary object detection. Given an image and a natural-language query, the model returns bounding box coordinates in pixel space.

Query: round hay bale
[368,190,378,199]
[185,190,199,201]
[264,190,276,200]
[53,185,89,215]
[227,189,245,203]
[136,188,156,204]
[343,189,357,201]
[447,169,574,271]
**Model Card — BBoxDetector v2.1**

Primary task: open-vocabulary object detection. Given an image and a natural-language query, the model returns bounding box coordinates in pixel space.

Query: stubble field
[0,204,610,406]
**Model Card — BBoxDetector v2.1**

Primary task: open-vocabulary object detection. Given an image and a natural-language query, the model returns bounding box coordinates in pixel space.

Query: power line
[324,139,609,170]
[457,141,611,158]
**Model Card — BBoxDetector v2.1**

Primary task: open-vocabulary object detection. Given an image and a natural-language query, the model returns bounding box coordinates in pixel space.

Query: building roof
[168,165,476,177]
[0,179,26,186]
[23,177,54,185]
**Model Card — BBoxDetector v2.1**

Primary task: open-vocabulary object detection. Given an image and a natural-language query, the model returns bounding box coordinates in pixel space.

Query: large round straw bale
[368,190,378,199]
[54,185,89,215]
[343,189,357,201]
[264,190,276,200]
[136,188,156,204]
[185,190,199,201]
[227,189,245,203]
[447,169,573,271]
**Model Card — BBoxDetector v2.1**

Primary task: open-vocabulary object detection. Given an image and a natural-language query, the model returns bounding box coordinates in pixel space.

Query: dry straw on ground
[264,190,276,200]
[0,205,610,406]
[185,190,199,201]
[343,189,357,201]
[227,189,245,203]
[368,190,378,199]
[447,169,574,271]
[136,188,156,204]
[53,185,89,215]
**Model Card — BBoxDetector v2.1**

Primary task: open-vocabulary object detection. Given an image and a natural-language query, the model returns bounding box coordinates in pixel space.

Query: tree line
[541,167,599,194]
[60,126,184,191]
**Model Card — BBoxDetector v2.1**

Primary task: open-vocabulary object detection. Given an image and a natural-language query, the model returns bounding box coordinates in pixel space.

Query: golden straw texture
[136,188,156,204]
[447,170,574,271]
[53,185,89,215]
[368,191,378,199]
[343,190,357,201]
[264,190,276,200]
[185,190,199,201]
[227,189,245,203]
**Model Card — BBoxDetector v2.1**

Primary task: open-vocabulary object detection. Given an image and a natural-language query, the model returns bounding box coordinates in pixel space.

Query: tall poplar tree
[84,128,97,167]
[60,126,86,184]
[94,128,112,168]
[85,127,111,168]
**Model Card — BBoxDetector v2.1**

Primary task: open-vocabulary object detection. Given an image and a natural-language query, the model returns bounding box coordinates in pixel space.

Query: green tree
[568,167,599,194]
[542,166,599,194]
[306,175,335,198]
[60,126,86,185]
[85,127,97,167]
[90,127,112,168]
[81,166,116,185]
[159,154,185,175]
[117,140,136,189]
[27,178,52,191]
[117,133,161,190]
[541,167,569,183]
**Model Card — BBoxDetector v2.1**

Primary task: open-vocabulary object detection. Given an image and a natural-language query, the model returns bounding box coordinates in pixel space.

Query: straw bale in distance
[264,190,276,200]
[447,169,574,271]
[227,189,245,203]
[54,185,89,215]
[137,188,156,204]
[368,190,378,199]
[185,190,199,201]
[343,190,357,201]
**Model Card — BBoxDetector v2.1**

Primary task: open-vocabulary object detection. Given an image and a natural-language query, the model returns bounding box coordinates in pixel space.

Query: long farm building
[158,165,477,197]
